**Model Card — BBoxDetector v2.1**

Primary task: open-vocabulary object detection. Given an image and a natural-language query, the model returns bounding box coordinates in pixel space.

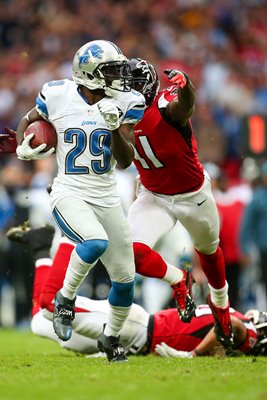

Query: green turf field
[0,329,266,400]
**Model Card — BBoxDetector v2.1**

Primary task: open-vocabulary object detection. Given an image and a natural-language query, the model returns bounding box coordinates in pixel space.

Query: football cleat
[53,291,75,341]
[97,327,128,362]
[207,294,234,351]
[6,222,55,256]
[171,269,196,323]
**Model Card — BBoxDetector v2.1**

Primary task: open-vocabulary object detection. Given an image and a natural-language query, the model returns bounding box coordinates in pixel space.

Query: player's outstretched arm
[155,327,218,358]
[164,69,195,126]
[192,327,219,356]
[193,316,248,356]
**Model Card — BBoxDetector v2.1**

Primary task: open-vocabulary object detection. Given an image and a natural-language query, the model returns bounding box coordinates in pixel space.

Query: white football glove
[85,352,106,359]
[98,100,120,131]
[155,342,194,358]
[16,133,55,161]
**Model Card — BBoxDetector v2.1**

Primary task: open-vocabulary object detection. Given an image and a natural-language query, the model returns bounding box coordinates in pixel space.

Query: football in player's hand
[24,120,57,151]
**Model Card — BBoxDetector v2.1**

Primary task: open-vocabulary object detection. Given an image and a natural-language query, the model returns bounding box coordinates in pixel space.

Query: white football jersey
[35,79,145,207]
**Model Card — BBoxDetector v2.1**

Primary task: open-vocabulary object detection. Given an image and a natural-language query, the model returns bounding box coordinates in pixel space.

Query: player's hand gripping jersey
[133,86,204,195]
[36,79,145,207]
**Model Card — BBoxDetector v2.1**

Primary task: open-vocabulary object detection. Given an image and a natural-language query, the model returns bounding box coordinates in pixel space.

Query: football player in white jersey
[13,40,146,362]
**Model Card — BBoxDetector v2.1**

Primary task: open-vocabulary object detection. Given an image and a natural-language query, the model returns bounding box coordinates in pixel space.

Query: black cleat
[53,291,75,341]
[171,269,196,323]
[207,294,235,352]
[7,222,55,261]
[6,222,55,258]
[98,328,128,362]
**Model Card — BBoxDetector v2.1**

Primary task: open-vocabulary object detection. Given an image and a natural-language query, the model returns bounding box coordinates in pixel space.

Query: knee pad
[109,280,134,307]
[76,239,108,264]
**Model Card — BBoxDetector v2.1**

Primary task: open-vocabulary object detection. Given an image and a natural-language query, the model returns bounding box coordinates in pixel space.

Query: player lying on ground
[7,223,267,358]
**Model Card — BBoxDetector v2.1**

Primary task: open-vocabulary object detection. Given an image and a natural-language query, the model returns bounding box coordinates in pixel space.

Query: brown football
[24,120,57,151]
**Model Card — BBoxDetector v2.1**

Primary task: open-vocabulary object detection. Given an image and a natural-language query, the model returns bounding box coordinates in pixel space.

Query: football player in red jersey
[6,223,261,358]
[127,58,234,351]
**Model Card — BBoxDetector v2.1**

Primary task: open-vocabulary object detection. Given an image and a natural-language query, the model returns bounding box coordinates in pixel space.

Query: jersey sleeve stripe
[124,108,144,124]
[36,95,49,118]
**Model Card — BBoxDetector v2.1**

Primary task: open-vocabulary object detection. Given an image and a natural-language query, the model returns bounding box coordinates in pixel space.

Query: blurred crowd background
[1,0,267,328]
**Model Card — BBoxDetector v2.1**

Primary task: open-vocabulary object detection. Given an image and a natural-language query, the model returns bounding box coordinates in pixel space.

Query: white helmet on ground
[245,309,267,355]
[72,40,132,96]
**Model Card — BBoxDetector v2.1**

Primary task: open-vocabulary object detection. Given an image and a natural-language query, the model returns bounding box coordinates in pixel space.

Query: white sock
[163,262,184,285]
[35,258,53,268]
[104,303,131,337]
[61,249,96,300]
[209,282,229,308]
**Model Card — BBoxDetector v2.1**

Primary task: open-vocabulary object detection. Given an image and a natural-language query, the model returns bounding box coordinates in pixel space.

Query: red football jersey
[133,86,204,195]
[151,305,257,354]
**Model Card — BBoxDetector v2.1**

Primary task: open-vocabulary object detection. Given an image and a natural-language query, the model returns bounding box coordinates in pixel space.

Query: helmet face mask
[73,40,132,95]
[128,58,160,106]
[245,309,267,355]
[97,62,132,94]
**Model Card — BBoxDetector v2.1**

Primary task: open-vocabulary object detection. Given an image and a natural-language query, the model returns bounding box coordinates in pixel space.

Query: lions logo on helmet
[79,45,104,65]
[73,40,132,96]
